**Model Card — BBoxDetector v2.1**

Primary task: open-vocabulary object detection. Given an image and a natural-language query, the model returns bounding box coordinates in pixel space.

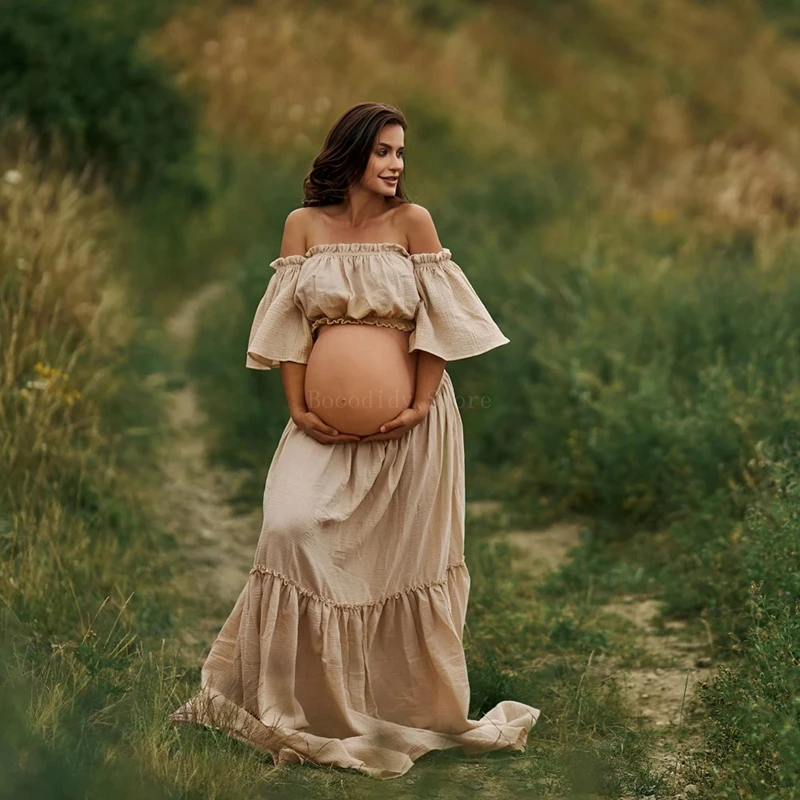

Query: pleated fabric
[245,255,313,370]
[246,243,510,370]
[171,243,539,779]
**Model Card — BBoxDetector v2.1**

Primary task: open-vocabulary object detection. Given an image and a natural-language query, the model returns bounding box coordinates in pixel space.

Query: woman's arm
[405,204,447,410]
[413,351,446,414]
[277,209,312,420]
[276,210,359,443]
[280,361,309,420]
[276,210,313,420]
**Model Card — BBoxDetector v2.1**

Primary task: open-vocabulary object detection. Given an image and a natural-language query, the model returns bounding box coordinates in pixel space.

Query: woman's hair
[302,102,411,207]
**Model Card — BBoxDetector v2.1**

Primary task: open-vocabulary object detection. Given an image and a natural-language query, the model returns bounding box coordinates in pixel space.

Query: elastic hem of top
[408,248,452,265]
[310,316,416,337]
[269,244,454,268]
[306,242,412,258]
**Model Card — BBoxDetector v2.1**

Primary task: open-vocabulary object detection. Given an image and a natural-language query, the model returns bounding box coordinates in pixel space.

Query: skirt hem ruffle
[168,560,539,779]
[168,689,539,780]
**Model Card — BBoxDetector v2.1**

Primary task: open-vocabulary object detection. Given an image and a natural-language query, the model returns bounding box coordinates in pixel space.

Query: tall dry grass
[0,119,183,797]
[147,0,538,175]
[148,0,800,241]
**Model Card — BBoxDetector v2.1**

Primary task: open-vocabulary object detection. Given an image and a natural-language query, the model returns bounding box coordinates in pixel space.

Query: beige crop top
[245,242,510,370]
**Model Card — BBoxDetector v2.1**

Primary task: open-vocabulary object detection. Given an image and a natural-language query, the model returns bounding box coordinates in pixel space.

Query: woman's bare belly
[304,324,418,437]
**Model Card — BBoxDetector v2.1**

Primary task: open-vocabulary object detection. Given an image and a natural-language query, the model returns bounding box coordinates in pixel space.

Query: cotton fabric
[169,242,540,779]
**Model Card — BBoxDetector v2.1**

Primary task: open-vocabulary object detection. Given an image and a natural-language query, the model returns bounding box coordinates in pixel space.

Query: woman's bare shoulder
[278,208,312,258]
[398,203,443,255]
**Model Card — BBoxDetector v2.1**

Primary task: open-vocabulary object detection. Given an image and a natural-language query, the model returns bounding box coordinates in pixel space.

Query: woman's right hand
[291,410,362,444]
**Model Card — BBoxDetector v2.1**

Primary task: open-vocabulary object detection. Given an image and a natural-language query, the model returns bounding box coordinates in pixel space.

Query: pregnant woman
[169,102,540,779]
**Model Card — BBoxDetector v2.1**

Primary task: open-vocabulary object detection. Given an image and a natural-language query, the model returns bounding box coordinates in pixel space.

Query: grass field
[3,1,800,797]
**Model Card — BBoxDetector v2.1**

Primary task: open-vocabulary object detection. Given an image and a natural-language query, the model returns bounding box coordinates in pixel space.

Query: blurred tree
[0,0,208,207]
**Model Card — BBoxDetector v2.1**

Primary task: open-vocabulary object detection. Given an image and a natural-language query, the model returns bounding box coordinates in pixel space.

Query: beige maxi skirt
[169,370,540,779]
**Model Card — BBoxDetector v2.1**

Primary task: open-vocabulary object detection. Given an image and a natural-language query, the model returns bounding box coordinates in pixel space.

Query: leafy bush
[0,0,206,205]
[759,0,800,38]
[667,434,800,797]
[474,224,800,525]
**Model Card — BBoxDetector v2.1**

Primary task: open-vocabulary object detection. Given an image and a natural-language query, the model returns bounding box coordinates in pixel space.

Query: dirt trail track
[469,506,712,796]
[161,286,710,795]
[161,282,259,656]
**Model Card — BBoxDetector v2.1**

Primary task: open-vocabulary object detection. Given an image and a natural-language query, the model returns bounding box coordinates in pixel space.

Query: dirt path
[471,501,712,797]
[601,595,712,785]
[160,288,710,795]
[160,283,260,655]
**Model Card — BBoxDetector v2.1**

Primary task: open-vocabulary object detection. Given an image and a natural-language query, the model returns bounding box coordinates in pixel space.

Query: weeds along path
[473,502,715,795]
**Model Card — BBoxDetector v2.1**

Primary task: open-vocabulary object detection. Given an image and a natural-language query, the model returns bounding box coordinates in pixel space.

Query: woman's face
[361,123,404,197]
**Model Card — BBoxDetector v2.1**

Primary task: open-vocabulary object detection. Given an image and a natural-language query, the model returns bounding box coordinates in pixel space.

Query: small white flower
[26,379,49,390]
[3,169,22,185]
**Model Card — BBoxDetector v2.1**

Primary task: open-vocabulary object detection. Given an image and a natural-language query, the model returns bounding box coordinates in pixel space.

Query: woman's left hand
[359,402,430,442]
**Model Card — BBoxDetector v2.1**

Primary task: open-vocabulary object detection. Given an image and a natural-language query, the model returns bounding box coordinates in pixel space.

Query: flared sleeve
[245,255,314,370]
[408,249,511,361]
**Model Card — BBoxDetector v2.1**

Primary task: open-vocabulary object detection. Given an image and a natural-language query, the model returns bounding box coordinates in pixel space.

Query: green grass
[6,0,800,795]
[460,520,667,797]
[0,123,663,799]
[665,437,800,798]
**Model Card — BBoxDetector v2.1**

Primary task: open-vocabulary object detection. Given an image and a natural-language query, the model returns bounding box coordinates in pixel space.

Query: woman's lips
[381,177,398,185]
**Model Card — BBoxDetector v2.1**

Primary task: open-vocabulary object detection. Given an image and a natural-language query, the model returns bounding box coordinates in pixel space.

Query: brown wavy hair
[302,102,411,207]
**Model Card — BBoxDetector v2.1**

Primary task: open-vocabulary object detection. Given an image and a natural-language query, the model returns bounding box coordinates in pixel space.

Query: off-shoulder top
[245,242,510,370]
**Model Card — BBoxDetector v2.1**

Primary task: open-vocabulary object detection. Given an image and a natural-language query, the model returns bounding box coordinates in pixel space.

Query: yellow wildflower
[651,207,676,225]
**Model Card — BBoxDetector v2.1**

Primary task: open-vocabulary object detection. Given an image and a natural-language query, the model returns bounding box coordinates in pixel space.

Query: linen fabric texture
[169,242,540,779]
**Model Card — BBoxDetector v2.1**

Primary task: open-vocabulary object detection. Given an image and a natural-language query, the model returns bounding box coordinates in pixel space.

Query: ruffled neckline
[269,242,452,269]
[305,241,412,258]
